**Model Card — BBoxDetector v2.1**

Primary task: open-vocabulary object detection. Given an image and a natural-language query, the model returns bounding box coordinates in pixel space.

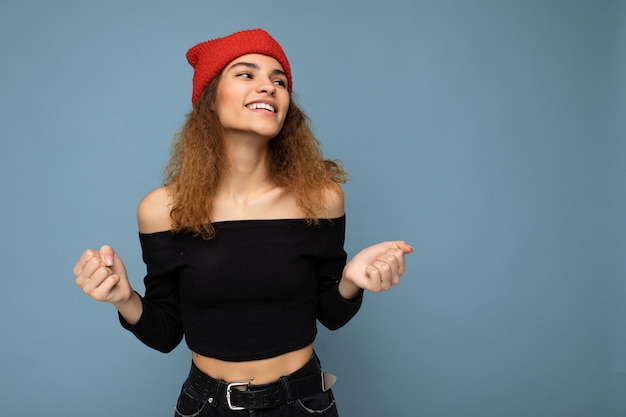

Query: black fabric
[119,215,363,360]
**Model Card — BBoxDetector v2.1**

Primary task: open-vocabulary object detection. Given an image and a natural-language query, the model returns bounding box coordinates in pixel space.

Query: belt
[226,373,323,410]
[186,356,337,411]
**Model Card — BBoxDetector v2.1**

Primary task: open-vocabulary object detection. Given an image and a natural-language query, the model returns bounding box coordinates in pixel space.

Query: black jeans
[174,354,339,417]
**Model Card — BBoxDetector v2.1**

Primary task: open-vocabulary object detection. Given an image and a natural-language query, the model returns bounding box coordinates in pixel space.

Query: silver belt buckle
[226,381,249,410]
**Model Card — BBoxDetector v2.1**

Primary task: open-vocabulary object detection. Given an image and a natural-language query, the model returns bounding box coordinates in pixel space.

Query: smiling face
[213,53,291,141]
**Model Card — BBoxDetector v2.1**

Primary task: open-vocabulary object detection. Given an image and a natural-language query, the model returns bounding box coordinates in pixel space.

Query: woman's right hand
[73,245,133,306]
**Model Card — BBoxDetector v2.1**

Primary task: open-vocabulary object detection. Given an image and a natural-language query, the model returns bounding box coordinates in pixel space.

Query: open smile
[246,102,276,113]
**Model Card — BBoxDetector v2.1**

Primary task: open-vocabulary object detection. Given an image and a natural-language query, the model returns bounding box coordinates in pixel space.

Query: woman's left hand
[339,241,414,298]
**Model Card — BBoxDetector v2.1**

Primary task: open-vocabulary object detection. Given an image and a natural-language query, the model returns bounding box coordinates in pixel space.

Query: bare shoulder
[137,186,175,233]
[320,182,345,218]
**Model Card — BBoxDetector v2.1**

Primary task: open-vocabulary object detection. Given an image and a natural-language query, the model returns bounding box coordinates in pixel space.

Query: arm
[313,185,356,329]
[117,234,184,353]
[315,232,413,329]
[116,187,183,352]
[316,255,364,330]
[73,187,183,353]
[318,183,414,299]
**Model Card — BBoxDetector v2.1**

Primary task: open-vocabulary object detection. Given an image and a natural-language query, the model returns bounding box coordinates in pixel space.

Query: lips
[246,102,276,113]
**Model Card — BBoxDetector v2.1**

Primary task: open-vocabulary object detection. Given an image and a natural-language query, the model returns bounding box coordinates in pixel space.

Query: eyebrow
[226,61,287,78]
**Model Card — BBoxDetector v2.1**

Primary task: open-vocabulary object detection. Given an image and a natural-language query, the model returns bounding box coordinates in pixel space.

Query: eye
[273,79,287,88]
[236,72,253,79]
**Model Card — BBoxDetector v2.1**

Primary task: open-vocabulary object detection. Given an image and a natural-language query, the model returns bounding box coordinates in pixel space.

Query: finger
[99,245,116,267]
[371,260,394,290]
[391,241,414,255]
[73,249,99,277]
[81,265,113,294]
[383,247,405,277]
[395,248,407,276]
[75,256,106,288]
[91,274,121,302]
[365,265,383,293]
[379,250,400,273]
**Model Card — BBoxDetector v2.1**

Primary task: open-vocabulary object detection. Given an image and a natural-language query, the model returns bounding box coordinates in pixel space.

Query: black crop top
[119,215,363,361]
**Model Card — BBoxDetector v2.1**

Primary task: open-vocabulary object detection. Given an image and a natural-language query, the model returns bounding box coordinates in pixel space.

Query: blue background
[1,1,624,416]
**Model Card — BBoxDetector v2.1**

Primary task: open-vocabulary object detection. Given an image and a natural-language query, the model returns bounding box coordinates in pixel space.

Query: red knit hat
[186,28,292,105]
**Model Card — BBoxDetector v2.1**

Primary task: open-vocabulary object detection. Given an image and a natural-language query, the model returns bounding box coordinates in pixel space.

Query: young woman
[73,28,413,416]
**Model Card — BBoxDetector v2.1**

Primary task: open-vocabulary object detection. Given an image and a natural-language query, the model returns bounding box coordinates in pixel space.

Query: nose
[256,77,276,96]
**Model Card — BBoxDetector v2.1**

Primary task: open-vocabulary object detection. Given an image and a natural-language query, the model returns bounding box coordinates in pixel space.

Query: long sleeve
[315,216,364,330]
[118,232,185,353]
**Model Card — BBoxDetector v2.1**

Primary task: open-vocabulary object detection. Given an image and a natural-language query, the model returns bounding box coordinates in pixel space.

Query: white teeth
[247,103,275,112]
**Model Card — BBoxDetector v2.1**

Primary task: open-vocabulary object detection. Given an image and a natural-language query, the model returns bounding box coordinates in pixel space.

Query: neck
[219,132,274,199]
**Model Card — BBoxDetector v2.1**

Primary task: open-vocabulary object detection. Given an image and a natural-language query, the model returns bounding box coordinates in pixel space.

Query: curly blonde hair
[163,75,348,239]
